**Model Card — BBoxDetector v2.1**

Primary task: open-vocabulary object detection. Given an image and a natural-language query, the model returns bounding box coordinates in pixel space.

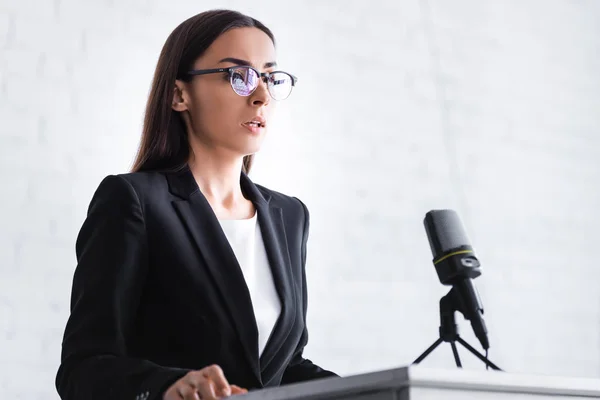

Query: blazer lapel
[240,175,297,376]
[165,166,297,385]
[167,167,261,383]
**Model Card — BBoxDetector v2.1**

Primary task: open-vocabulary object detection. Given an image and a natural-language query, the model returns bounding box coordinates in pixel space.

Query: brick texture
[1,0,600,398]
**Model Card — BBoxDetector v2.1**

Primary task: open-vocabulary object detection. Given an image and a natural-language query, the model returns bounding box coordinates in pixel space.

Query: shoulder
[89,170,168,212]
[115,170,167,192]
[101,170,168,194]
[254,182,310,222]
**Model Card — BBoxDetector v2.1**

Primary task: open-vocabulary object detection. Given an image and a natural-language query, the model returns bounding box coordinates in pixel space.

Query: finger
[204,365,231,397]
[162,385,178,400]
[196,378,220,400]
[164,383,187,400]
[177,384,201,400]
[183,370,209,392]
[230,385,248,394]
[230,385,248,395]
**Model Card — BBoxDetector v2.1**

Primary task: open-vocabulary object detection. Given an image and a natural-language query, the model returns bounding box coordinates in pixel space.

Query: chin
[229,127,266,155]
[242,144,263,156]
[243,135,266,153]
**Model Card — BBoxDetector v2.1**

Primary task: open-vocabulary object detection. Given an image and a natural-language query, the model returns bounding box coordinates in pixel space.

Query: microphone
[424,209,490,350]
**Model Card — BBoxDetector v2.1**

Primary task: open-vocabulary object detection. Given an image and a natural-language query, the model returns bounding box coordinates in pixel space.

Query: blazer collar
[165,164,272,205]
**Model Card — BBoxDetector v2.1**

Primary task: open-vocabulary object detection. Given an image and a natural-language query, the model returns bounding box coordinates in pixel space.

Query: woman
[55,9,337,400]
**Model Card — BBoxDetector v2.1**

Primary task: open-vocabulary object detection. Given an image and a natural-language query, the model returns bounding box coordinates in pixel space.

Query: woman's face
[174,27,278,159]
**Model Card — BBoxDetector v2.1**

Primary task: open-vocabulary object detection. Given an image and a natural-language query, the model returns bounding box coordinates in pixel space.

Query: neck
[187,146,248,209]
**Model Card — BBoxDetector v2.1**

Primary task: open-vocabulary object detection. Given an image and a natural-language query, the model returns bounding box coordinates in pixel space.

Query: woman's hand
[163,364,248,400]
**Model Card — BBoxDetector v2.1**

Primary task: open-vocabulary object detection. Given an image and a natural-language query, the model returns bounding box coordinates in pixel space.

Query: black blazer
[56,165,337,400]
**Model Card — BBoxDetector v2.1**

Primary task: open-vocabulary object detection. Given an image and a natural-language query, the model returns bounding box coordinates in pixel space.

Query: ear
[172,80,188,112]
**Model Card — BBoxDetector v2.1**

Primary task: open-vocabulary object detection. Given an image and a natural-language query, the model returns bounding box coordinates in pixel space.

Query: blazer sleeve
[281,198,339,385]
[56,175,190,400]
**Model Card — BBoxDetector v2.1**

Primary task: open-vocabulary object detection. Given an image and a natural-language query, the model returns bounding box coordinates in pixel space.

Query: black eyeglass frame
[185,66,298,99]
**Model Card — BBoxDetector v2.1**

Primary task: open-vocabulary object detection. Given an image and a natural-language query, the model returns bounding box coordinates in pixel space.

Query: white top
[218,210,282,357]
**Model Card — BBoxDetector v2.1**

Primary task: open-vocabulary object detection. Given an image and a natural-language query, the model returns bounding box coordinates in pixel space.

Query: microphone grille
[424,209,471,256]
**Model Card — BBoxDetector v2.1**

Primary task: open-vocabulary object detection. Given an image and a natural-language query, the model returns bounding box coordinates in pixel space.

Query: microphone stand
[412,287,502,371]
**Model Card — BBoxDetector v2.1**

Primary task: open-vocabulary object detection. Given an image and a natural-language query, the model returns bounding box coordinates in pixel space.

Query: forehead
[198,27,276,68]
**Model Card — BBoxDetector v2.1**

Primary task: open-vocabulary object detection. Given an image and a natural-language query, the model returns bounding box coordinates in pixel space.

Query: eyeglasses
[186,66,298,101]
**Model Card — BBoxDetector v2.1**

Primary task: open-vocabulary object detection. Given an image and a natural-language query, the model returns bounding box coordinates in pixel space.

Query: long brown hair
[131,9,275,174]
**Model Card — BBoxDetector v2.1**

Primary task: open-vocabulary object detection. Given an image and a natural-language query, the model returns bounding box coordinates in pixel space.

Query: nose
[249,78,270,107]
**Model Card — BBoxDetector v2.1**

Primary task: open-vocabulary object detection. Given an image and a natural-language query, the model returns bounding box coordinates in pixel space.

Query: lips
[243,116,266,128]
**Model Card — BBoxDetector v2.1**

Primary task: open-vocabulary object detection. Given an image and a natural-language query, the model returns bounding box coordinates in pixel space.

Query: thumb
[230,385,248,395]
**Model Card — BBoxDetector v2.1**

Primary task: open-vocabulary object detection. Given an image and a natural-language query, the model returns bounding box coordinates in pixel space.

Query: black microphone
[424,209,490,350]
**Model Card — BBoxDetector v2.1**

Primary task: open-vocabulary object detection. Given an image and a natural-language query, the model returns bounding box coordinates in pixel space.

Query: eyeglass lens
[230,67,293,100]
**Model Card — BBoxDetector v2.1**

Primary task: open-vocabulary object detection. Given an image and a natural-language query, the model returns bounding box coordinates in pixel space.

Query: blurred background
[1,0,600,398]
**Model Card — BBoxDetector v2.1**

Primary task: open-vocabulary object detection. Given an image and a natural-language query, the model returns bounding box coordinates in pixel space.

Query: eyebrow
[218,57,277,69]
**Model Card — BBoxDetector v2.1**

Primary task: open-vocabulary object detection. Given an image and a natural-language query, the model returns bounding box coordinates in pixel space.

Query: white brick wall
[1,0,599,398]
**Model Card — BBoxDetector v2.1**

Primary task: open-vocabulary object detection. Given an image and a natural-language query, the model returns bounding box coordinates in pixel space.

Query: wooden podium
[239,366,600,399]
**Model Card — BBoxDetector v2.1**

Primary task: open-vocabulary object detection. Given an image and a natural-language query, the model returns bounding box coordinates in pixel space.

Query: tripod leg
[413,338,443,365]
[450,341,462,367]
[456,336,502,371]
